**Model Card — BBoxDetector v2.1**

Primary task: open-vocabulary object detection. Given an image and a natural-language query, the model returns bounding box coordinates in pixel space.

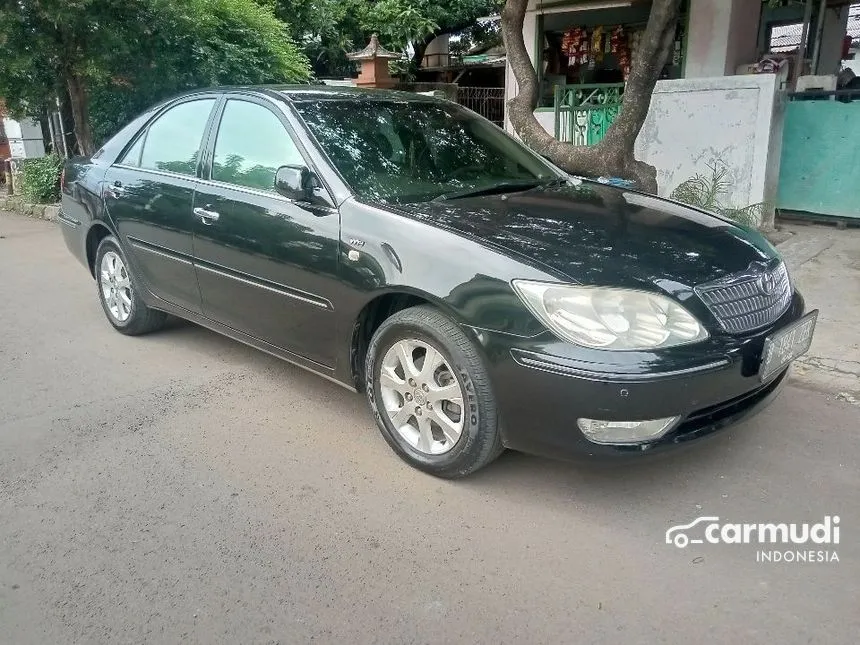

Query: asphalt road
[1,213,858,644]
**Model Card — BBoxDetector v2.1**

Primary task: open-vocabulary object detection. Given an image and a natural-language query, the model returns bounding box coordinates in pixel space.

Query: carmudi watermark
[665,515,840,563]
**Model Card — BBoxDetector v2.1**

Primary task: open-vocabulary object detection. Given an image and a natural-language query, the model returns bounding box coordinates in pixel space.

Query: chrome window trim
[110,164,337,214]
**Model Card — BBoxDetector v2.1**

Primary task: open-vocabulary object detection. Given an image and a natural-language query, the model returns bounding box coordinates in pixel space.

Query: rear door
[191,96,340,367]
[104,96,218,313]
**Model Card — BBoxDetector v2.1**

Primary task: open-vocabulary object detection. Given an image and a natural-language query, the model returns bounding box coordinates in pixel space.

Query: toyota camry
[59,86,816,478]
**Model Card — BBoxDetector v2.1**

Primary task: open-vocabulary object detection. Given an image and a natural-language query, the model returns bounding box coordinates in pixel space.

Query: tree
[272,0,501,78]
[501,0,682,193]
[0,0,310,155]
[89,0,311,144]
[404,0,503,67]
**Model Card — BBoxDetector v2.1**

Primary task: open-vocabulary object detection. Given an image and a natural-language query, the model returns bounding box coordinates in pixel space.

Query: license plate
[759,310,818,382]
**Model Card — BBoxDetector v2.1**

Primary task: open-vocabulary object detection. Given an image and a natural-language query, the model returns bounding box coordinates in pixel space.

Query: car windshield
[293,98,560,203]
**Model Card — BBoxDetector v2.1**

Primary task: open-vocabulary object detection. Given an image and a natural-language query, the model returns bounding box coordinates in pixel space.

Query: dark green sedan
[59,86,816,478]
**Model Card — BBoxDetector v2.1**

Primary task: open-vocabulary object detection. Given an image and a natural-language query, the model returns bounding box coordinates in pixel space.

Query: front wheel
[95,235,166,335]
[365,305,503,478]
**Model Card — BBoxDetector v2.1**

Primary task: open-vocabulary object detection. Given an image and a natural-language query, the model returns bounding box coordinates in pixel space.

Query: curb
[0,194,61,222]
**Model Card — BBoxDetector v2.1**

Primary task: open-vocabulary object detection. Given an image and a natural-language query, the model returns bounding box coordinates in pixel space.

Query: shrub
[670,162,765,227]
[21,154,64,204]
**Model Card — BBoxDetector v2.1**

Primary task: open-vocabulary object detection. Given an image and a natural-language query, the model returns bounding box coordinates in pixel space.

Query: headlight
[512,281,708,350]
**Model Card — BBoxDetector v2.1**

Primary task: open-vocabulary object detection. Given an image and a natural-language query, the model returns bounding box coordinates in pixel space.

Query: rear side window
[211,99,304,191]
[138,99,216,176]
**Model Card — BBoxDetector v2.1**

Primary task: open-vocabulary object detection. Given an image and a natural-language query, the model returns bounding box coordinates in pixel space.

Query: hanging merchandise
[562,27,587,67]
[610,25,624,54]
[617,28,635,80]
[591,26,604,63]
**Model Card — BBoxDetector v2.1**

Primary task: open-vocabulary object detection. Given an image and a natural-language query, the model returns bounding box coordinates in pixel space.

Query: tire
[365,305,503,478]
[95,235,167,336]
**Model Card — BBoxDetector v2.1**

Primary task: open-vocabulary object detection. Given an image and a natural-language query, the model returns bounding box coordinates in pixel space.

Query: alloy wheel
[100,250,132,323]
[378,339,465,455]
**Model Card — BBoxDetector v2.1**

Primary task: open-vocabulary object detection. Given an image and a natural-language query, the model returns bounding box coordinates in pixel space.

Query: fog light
[577,416,680,445]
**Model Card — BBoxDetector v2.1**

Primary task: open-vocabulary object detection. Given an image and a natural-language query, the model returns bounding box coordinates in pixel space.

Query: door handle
[106,180,124,199]
[193,206,220,224]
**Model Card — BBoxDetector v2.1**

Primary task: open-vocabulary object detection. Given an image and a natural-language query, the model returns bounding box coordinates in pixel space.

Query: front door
[104,97,218,313]
[192,97,340,367]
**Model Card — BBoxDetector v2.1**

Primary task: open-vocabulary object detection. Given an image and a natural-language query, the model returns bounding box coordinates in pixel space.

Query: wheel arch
[85,222,114,278]
[348,287,471,390]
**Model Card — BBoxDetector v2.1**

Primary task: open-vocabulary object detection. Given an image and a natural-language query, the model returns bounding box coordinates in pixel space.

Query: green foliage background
[88,0,313,143]
[0,0,311,147]
[0,0,500,149]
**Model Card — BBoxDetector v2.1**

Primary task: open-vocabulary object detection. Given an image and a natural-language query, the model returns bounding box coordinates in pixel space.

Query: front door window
[211,100,304,191]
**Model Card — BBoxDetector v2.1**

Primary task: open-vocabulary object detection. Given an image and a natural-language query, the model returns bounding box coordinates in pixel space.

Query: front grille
[695,261,792,334]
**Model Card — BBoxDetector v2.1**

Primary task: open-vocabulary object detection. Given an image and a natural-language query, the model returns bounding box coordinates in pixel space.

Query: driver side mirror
[275,165,317,202]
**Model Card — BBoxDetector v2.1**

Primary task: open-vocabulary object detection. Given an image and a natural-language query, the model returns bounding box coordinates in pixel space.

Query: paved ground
[1,213,858,645]
[778,222,860,398]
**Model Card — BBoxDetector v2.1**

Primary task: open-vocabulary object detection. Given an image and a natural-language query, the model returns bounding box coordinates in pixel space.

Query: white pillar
[685,0,761,78]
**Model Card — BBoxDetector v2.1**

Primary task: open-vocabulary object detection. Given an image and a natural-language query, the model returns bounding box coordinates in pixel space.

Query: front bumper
[471,291,805,460]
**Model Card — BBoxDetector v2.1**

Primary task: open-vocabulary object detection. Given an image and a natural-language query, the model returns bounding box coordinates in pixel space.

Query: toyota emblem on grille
[758,272,776,296]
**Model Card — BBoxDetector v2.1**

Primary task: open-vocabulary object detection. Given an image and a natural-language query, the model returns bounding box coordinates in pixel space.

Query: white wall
[634,74,782,215]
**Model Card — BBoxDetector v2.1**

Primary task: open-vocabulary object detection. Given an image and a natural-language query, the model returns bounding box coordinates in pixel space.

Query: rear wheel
[95,236,166,335]
[365,305,503,478]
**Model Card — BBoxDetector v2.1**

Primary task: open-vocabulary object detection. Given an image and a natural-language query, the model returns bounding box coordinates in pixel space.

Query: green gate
[776,94,860,220]
[554,83,624,146]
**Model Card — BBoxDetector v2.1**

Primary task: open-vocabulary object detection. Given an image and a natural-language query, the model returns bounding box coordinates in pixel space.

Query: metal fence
[395,83,506,126]
[457,87,505,126]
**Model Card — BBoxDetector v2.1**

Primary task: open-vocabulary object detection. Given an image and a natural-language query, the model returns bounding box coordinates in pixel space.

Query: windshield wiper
[432,180,544,202]
[432,176,569,202]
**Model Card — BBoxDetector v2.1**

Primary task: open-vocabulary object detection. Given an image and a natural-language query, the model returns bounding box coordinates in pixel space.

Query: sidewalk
[777,222,860,403]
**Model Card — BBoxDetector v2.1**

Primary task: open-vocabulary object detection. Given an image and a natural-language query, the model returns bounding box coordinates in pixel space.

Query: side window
[212,100,304,191]
[138,99,215,176]
[118,135,144,167]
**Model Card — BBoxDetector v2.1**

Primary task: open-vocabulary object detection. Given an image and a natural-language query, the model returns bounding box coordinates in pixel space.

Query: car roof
[186,84,445,104]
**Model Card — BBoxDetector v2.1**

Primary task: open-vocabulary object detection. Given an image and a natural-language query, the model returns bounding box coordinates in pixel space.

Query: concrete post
[817,4,851,75]
[685,0,762,78]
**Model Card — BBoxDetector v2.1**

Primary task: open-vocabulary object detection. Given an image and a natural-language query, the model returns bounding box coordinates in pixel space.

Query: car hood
[387,181,777,294]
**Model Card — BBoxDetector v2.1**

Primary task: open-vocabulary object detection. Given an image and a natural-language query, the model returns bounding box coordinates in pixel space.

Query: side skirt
[147,296,357,394]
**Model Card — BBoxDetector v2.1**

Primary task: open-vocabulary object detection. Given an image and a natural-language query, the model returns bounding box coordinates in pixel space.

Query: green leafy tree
[272,0,501,78]
[0,0,310,155]
[404,0,503,66]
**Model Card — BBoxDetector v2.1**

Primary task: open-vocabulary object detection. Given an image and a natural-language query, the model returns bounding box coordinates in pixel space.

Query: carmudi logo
[665,515,840,563]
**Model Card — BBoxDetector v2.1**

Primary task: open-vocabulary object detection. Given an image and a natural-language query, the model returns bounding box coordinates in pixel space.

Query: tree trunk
[501,0,681,194]
[65,71,95,156]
